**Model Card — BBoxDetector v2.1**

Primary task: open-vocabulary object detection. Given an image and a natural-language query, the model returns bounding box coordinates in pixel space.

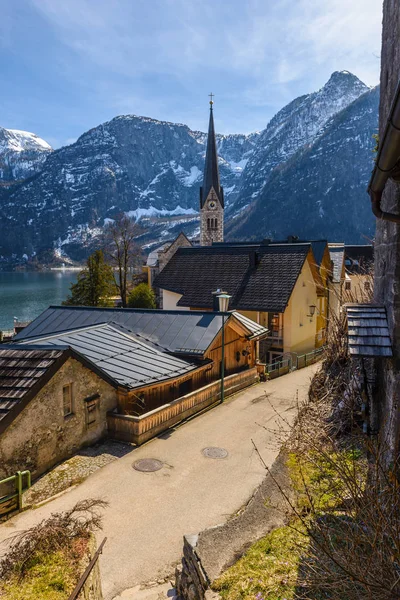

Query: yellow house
[154,241,327,364]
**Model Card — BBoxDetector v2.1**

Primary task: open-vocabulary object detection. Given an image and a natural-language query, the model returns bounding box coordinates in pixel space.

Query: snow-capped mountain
[0,70,378,264]
[0,127,52,186]
[0,116,256,261]
[228,85,378,241]
[230,71,369,215]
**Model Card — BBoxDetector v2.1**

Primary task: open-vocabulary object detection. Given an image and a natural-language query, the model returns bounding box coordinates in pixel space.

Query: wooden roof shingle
[345,304,393,357]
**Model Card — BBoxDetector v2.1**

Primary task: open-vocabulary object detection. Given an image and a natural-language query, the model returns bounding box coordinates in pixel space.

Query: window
[63,383,74,417]
[345,281,351,291]
[85,393,99,427]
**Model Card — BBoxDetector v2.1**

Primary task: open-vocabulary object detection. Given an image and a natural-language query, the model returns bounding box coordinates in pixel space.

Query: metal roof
[18,324,202,389]
[232,311,269,339]
[345,304,393,357]
[15,306,225,355]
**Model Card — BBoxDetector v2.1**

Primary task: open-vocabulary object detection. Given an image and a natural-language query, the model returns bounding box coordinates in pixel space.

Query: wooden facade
[108,367,258,445]
[117,321,257,417]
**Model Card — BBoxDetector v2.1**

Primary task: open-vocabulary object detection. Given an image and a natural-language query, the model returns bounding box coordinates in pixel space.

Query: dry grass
[215,293,400,600]
[0,499,107,600]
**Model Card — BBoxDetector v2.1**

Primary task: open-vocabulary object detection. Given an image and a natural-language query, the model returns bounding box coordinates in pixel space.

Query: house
[154,241,326,363]
[343,245,374,302]
[0,306,267,477]
[145,232,193,306]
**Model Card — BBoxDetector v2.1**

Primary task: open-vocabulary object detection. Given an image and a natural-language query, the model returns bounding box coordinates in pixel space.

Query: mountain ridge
[0,70,377,264]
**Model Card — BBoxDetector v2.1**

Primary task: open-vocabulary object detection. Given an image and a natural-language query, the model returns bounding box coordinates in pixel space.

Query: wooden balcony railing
[107,367,258,445]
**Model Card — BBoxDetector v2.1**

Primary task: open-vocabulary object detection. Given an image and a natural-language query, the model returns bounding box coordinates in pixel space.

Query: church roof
[200,104,224,208]
[154,243,313,313]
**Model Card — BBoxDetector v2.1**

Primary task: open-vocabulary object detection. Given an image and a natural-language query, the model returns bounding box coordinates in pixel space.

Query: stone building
[200,98,224,246]
[367,0,400,459]
[0,306,267,477]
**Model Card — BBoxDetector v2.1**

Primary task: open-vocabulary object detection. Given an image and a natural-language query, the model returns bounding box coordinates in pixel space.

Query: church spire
[200,94,224,209]
[199,95,224,246]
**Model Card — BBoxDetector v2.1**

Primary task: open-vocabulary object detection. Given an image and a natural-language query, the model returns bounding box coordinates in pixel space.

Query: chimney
[249,250,258,268]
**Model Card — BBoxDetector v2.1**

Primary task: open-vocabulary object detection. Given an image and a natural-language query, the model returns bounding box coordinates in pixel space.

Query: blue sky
[1,0,382,148]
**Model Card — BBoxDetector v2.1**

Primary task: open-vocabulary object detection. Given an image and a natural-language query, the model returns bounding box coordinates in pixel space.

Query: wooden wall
[117,323,256,417]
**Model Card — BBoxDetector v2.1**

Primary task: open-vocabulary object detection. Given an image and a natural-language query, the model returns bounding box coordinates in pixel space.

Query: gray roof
[15,306,227,355]
[345,304,393,357]
[154,243,312,312]
[329,244,345,283]
[18,324,201,389]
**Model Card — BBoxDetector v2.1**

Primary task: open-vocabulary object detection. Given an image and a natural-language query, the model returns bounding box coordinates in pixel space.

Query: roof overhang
[345,304,393,358]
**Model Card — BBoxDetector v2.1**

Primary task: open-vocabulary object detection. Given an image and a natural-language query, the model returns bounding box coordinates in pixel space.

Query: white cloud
[25,0,382,134]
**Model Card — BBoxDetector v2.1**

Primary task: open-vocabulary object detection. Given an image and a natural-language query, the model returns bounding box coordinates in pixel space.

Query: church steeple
[200,95,224,246]
[200,94,224,209]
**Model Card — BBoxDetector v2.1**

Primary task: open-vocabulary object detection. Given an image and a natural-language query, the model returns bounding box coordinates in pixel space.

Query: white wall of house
[162,290,189,311]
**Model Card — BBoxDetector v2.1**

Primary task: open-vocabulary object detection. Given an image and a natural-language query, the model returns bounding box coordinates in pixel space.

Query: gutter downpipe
[368,79,400,223]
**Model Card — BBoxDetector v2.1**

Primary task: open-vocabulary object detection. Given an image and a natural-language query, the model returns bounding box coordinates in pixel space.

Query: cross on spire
[209,92,214,107]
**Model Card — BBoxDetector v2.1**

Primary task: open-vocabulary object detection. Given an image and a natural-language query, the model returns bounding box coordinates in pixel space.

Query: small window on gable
[215,218,218,229]
[63,383,74,417]
[85,393,100,427]
[345,281,351,291]
[207,217,210,229]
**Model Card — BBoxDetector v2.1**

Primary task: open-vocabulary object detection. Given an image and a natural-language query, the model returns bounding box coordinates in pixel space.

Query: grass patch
[0,548,79,600]
[213,522,308,600]
[213,447,366,600]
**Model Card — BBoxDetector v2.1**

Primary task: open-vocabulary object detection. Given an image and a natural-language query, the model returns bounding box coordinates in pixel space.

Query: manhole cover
[202,447,228,459]
[133,458,164,472]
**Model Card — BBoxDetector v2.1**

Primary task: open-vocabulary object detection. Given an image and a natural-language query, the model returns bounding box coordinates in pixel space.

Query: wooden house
[0,306,267,477]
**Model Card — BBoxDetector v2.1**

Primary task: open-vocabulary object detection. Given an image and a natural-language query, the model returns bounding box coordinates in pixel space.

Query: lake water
[0,271,78,330]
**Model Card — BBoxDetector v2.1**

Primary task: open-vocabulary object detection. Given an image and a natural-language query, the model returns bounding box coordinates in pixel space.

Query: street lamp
[213,290,231,404]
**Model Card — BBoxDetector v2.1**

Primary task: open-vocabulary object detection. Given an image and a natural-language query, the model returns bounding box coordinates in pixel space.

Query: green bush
[127,283,156,309]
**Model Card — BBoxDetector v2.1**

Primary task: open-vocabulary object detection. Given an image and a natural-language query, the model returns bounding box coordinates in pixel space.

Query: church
[199,95,225,245]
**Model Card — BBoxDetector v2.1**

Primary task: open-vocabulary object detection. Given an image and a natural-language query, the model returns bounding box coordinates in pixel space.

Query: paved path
[0,365,318,600]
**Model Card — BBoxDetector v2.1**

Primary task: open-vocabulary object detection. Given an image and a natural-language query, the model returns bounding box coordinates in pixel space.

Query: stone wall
[176,452,291,599]
[80,535,104,600]
[0,357,117,479]
[158,232,192,272]
[373,0,400,459]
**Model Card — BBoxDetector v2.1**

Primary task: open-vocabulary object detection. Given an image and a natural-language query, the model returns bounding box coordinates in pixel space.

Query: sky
[0,0,383,148]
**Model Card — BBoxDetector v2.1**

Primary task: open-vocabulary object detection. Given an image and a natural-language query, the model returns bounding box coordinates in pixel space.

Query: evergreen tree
[63,250,116,307]
[127,283,156,309]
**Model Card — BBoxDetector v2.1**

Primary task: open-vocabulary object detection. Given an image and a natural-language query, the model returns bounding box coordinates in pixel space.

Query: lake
[0,271,78,331]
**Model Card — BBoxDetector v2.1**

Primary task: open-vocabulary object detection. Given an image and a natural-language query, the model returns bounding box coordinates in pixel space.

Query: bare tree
[103,214,141,307]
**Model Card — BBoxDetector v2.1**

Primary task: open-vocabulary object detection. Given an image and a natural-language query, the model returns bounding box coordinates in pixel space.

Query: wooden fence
[0,470,31,517]
[108,367,258,445]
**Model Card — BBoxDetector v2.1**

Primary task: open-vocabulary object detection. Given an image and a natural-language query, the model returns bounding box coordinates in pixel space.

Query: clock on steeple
[199,95,224,246]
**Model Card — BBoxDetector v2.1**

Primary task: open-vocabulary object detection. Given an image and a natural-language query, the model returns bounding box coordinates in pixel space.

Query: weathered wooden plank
[348,327,391,336]
[349,336,392,346]
[349,345,393,356]
[347,319,388,327]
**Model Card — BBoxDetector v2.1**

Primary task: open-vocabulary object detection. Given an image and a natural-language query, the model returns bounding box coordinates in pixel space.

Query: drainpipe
[368,78,400,223]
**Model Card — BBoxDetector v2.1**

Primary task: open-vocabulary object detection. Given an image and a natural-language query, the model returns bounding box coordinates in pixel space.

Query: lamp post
[214,290,231,404]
